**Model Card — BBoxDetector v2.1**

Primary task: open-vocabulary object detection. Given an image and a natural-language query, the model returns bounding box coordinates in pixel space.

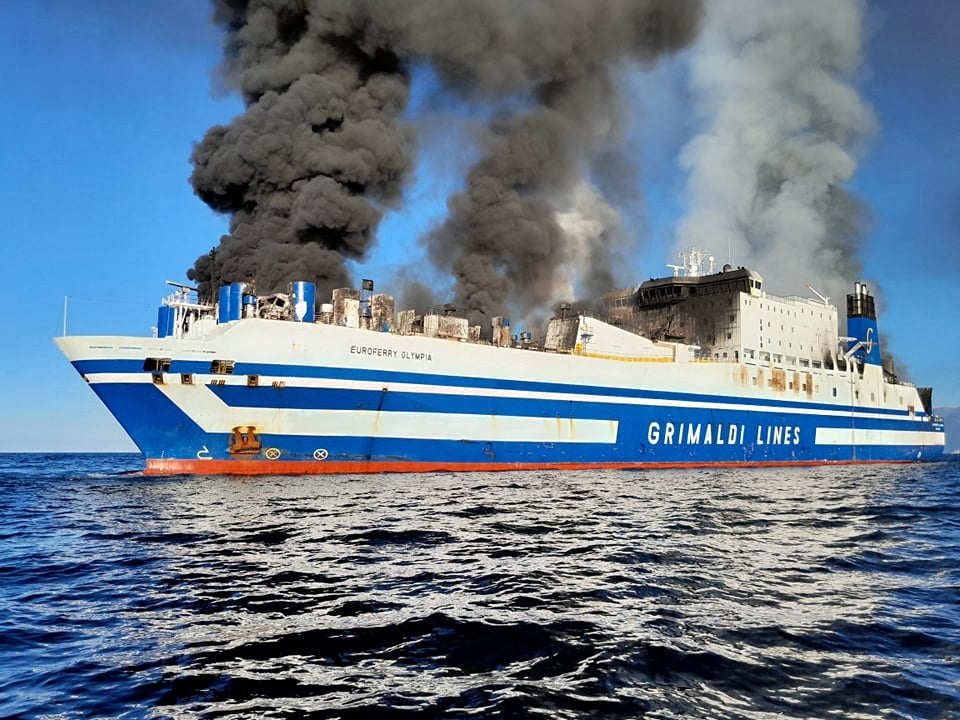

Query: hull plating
[78,367,943,475]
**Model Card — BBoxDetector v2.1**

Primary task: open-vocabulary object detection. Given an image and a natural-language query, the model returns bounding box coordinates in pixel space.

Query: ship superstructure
[599,248,842,368]
[56,252,945,474]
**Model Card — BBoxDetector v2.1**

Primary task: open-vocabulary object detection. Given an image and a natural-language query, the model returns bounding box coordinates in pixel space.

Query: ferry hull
[61,326,944,475]
[56,266,946,475]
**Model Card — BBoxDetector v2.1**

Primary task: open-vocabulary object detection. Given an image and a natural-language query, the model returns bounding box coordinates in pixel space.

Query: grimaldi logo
[647,421,801,446]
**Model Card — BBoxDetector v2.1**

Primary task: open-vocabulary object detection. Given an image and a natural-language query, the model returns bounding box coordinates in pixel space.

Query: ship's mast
[667,247,715,277]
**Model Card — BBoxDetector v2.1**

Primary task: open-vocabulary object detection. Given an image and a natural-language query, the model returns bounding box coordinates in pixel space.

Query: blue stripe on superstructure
[72,358,924,420]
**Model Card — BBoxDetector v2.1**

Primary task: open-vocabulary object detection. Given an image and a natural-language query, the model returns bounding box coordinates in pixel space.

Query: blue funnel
[846,282,881,365]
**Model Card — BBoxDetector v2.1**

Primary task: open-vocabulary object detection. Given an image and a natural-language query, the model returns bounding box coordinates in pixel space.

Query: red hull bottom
[143,458,912,476]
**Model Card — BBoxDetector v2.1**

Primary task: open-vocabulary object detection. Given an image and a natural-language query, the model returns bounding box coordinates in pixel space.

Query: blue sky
[1,1,957,452]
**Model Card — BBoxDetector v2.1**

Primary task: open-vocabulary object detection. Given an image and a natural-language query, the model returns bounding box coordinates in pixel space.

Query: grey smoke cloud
[675,0,877,304]
[189,0,703,308]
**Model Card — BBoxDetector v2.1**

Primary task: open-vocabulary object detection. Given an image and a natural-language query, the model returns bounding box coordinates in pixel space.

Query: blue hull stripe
[73,359,926,420]
[204,385,929,433]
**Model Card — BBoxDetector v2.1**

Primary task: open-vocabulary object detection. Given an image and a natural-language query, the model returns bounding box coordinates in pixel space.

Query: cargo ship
[55,249,945,474]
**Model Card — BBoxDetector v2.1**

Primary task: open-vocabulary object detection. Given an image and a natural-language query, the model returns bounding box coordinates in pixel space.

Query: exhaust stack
[846,282,881,366]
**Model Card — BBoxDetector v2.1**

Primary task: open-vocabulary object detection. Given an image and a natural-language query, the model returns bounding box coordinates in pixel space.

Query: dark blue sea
[2,454,959,719]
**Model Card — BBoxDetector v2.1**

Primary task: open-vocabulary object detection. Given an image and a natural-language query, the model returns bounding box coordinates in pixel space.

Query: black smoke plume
[189,0,703,310]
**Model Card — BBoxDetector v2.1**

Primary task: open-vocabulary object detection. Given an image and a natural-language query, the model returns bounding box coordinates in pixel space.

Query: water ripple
[1,455,959,718]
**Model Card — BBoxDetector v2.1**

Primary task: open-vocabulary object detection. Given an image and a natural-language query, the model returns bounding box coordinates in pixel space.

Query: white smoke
[554,182,626,303]
[675,0,877,302]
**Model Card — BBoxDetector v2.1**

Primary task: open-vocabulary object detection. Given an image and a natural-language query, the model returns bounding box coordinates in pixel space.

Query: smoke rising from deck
[188,0,703,309]
[188,1,413,298]
[674,0,876,305]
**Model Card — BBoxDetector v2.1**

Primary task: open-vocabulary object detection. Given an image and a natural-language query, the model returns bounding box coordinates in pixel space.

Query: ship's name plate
[349,344,433,362]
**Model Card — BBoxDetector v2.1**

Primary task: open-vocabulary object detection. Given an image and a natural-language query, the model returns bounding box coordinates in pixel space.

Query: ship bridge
[634,266,762,310]
[599,249,837,368]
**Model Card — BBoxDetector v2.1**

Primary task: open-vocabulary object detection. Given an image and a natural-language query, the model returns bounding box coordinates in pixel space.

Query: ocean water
[2,454,958,720]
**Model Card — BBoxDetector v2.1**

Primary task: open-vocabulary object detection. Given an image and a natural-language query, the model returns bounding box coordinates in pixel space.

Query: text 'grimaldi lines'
[647,422,802,446]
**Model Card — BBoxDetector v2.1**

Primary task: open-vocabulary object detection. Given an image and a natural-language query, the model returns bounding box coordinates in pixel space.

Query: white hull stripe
[163,380,617,443]
[217,409,618,443]
[85,371,933,425]
[815,428,946,447]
